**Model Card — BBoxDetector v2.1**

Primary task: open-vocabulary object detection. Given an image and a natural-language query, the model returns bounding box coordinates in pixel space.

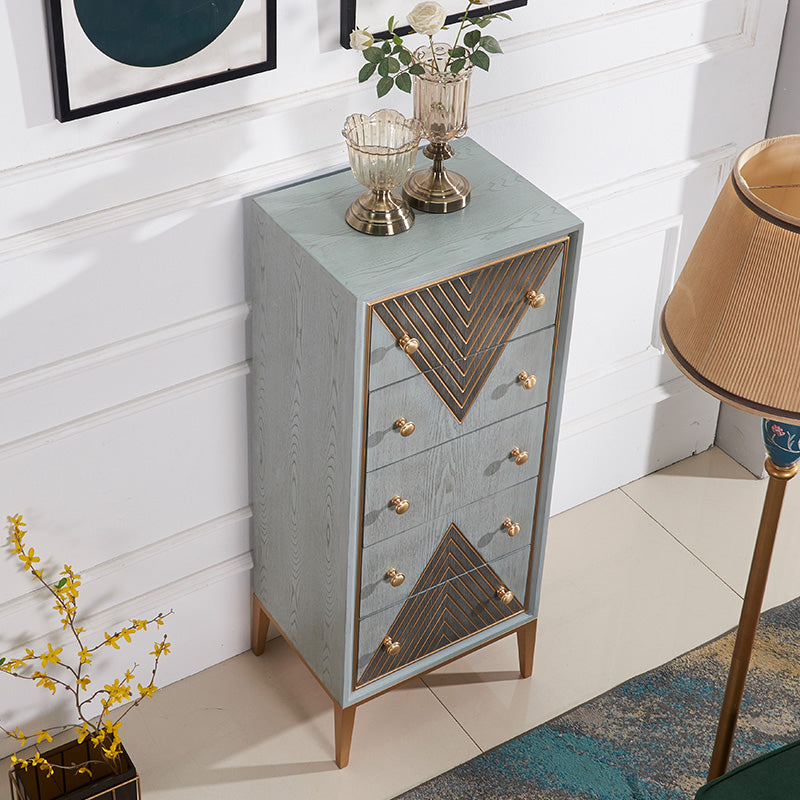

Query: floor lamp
[660,135,800,782]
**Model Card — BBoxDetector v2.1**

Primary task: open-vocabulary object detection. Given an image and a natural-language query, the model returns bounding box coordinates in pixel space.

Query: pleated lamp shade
[660,135,800,424]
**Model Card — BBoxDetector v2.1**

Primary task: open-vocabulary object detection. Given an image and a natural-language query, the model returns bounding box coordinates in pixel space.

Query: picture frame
[44,0,277,122]
[340,1,527,48]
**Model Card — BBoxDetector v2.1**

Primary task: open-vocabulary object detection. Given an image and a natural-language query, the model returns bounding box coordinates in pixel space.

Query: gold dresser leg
[334,703,357,769]
[517,619,537,679]
[251,594,271,656]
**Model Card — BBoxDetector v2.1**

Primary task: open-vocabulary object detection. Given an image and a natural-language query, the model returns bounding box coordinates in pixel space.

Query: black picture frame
[44,0,277,122]
[340,1,527,48]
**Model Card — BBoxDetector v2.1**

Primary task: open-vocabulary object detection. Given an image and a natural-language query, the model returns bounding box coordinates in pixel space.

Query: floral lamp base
[403,143,471,213]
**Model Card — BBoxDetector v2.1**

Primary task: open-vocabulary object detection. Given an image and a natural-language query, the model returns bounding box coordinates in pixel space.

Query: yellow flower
[119,627,133,643]
[76,722,90,743]
[138,682,157,699]
[104,633,120,649]
[132,619,148,631]
[77,766,93,777]
[12,728,27,746]
[77,675,91,691]
[20,548,40,570]
[36,730,53,744]
[78,647,92,664]
[40,644,63,668]
[124,669,135,683]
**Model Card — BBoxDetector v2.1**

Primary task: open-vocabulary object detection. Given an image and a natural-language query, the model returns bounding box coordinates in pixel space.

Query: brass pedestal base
[345,189,414,236]
[403,143,471,213]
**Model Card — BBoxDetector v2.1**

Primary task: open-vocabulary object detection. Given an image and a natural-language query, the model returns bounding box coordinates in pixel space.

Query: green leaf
[450,58,467,74]
[496,13,512,20]
[382,41,392,53]
[397,48,412,65]
[464,29,481,48]
[480,35,502,53]
[376,76,394,97]
[388,15,395,32]
[0,657,5,666]
[469,49,490,70]
[385,56,401,73]
[364,46,384,63]
[358,62,377,82]
[393,33,403,46]
[396,72,412,93]
[473,17,491,27]
[449,46,466,58]
[57,577,68,589]
[408,63,426,75]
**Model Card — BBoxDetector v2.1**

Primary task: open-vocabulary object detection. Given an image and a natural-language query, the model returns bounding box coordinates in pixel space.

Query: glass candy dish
[342,109,423,235]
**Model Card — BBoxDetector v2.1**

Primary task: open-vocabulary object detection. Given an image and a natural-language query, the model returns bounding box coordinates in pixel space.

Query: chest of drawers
[246,139,582,767]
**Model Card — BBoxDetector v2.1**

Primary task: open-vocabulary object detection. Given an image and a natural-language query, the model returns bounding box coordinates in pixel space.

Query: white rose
[350,28,374,51]
[407,2,447,36]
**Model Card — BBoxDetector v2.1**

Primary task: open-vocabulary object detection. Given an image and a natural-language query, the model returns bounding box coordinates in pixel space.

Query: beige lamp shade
[660,135,800,423]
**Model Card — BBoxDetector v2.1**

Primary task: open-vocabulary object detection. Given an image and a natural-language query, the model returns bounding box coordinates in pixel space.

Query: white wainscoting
[0,0,787,756]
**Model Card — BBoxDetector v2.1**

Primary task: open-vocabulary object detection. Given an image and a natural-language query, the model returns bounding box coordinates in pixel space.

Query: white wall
[0,0,787,751]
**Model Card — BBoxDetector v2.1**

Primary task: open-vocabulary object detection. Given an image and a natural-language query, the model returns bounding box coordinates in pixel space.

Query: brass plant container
[403,43,473,213]
[342,109,423,236]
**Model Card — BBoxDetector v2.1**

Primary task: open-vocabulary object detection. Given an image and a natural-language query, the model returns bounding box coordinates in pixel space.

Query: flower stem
[428,35,441,72]
[445,4,472,71]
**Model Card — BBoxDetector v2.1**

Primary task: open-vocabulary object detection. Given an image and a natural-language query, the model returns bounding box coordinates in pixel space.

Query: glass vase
[342,109,423,235]
[403,43,473,213]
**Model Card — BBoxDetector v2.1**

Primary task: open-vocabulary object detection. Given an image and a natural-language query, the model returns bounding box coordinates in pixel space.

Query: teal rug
[396,596,800,799]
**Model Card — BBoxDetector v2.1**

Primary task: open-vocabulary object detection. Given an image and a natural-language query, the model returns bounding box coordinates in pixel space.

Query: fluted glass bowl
[342,110,424,235]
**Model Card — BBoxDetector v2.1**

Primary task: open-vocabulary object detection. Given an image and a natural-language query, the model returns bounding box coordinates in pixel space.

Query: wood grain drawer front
[359,477,537,618]
[362,405,545,546]
[366,327,554,472]
[356,545,530,687]
[368,241,565,394]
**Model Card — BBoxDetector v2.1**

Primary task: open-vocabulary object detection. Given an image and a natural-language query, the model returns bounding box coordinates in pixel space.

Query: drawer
[366,327,554,471]
[368,241,564,392]
[356,546,530,687]
[363,405,545,546]
[359,477,537,618]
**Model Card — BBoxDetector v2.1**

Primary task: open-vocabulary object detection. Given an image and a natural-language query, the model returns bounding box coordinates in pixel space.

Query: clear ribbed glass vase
[342,109,423,235]
[403,43,473,213]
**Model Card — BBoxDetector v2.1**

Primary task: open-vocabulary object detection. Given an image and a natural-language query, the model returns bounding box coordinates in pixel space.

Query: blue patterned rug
[396,596,800,799]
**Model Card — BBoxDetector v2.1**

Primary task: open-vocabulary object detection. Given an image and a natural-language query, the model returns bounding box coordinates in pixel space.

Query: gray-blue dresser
[246,138,582,767]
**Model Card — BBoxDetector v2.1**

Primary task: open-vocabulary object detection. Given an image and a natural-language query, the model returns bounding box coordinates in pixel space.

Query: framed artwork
[340,1,526,48]
[44,0,277,122]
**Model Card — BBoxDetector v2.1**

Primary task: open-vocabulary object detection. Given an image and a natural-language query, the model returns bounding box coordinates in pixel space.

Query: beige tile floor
[4,447,800,800]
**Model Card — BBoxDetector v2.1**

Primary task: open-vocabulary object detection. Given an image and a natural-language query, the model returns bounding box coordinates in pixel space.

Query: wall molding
[0,0,758,261]
[0,551,254,654]
[0,361,249,461]
[0,507,252,625]
[0,303,248,400]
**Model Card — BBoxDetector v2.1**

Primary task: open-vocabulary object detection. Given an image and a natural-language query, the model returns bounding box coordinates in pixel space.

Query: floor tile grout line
[619,486,744,600]
[420,677,485,753]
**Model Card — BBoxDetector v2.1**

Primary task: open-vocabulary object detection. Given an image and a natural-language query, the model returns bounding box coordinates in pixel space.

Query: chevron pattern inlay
[372,242,565,421]
[357,523,524,686]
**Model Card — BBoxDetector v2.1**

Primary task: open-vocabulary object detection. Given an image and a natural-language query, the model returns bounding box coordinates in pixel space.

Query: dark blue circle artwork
[73,0,246,68]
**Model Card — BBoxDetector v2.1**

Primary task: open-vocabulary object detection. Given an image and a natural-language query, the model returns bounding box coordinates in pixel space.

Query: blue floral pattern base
[762,419,800,469]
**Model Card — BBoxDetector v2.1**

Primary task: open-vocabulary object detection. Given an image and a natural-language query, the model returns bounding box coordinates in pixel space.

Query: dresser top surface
[251,138,582,300]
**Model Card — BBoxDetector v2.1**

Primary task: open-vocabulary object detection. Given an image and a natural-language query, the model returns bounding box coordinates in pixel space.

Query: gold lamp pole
[660,135,800,782]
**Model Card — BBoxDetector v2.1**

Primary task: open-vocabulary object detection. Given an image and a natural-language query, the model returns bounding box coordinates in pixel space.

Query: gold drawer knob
[503,518,521,537]
[525,290,546,309]
[510,447,529,466]
[394,417,416,437]
[390,495,410,515]
[382,635,401,656]
[386,568,405,587]
[398,333,419,355]
[517,371,537,390]
[496,586,514,605]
